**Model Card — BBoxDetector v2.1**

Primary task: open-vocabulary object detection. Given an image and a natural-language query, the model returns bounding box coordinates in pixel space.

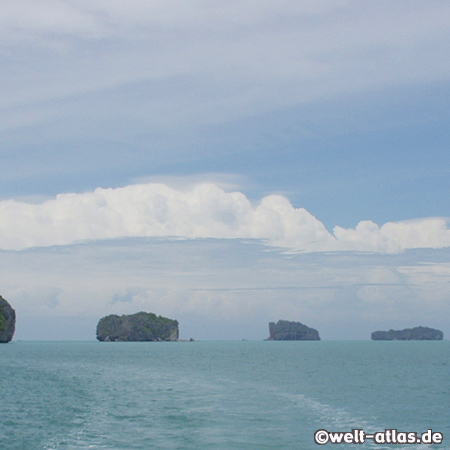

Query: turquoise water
[0,341,449,450]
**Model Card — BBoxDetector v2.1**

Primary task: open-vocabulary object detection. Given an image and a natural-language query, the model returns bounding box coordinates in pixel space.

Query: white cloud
[381,218,450,250]
[0,182,448,253]
[334,218,450,253]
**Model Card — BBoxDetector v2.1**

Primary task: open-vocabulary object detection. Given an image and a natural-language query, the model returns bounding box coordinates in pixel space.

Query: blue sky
[1,1,449,340]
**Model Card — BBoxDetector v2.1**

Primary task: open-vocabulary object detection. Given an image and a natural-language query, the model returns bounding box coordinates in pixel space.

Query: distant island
[96,312,179,342]
[371,326,443,341]
[0,295,16,343]
[268,320,320,341]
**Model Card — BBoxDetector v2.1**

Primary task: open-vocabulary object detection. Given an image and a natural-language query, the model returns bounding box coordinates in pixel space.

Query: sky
[1,0,449,340]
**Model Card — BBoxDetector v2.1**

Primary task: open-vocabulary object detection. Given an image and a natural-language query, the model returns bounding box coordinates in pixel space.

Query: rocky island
[0,295,16,343]
[268,320,320,341]
[96,312,179,342]
[371,326,443,341]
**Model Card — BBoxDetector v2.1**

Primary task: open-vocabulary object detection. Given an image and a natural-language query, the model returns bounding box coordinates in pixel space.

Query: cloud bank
[3,238,450,340]
[1,183,448,253]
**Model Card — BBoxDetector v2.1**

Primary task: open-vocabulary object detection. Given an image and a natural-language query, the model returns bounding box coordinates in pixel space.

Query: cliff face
[96,312,179,342]
[0,296,16,343]
[371,326,443,341]
[268,320,320,341]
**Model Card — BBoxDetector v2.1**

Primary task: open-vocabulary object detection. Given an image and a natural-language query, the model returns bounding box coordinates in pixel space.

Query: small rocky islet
[0,295,16,343]
[267,320,321,340]
[371,326,443,341]
[96,311,179,342]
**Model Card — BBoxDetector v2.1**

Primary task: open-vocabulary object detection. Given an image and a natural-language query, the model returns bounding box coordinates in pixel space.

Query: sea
[0,340,448,450]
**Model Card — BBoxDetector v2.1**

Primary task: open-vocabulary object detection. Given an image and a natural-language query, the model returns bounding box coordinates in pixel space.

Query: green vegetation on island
[268,320,321,341]
[0,295,16,343]
[371,326,443,340]
[96,312,179,342]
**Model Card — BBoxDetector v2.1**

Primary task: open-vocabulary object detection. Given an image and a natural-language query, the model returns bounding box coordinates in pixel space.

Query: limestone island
[371,326,443,341]
[268,320,320,341]
[0,295,16,343]
[96,312,179,342]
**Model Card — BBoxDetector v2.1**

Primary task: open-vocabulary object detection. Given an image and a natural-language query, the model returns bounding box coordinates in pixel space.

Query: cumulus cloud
[0,182,448,253]
[334,218,450,253]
